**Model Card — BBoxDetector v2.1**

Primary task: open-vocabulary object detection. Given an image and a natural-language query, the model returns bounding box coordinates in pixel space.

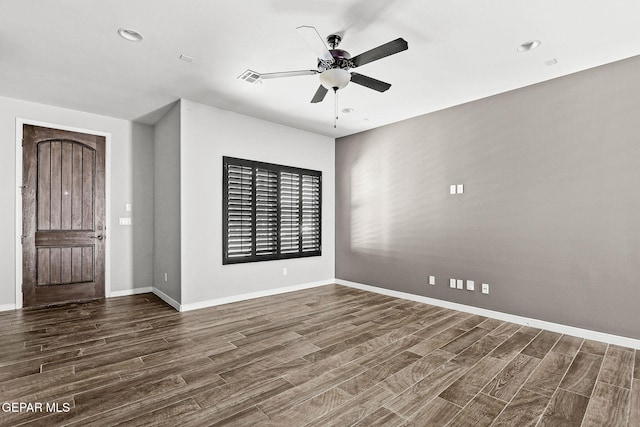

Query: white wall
[153,102,181,302]
[179,100,335,305]
[0,95,154,308]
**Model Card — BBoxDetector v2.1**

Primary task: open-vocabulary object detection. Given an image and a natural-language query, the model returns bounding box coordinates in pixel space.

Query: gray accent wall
[336,55,640,340]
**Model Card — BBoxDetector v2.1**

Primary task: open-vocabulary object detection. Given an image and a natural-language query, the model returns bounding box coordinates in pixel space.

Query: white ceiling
[1,0,639,138]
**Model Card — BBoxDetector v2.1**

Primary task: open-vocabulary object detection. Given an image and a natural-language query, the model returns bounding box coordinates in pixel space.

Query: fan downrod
[326,34,342,49]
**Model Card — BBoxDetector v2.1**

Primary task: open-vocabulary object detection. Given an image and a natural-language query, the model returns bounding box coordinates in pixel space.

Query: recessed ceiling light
[117,28,143,42]
[517,40,541,52]
[545,58,558,66]
[341,107,354,114]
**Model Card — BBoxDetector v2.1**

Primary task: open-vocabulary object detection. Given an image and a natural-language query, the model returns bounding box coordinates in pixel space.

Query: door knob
[92,235,104,240]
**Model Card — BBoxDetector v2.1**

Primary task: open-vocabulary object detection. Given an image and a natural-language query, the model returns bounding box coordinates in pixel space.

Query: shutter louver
[223,157,321,264]
[301,174,321,253]
[280,172,300,254]
[255,168,278,256]
[226,164,253,259]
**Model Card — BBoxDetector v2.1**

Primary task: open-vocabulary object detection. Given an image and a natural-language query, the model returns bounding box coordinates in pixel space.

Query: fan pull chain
[334,88,338,128]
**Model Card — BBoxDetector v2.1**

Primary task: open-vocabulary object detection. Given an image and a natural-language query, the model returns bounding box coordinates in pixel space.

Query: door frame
[15,119,112,309]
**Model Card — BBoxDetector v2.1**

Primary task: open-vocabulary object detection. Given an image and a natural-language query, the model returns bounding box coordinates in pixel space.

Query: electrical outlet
[482,283,489,294]
[282,267,288,276]
[457,184,464,194]
[450,185,457,195]
[456,279,463,289]
[429,275,435,285]
[450,279,456,288]
[466,280,474,291]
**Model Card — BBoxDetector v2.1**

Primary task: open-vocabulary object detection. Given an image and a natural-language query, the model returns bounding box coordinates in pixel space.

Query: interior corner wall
[335,55,640,340]
[179,99,335,305]
[0,95,154,307]
[153,101,181,302]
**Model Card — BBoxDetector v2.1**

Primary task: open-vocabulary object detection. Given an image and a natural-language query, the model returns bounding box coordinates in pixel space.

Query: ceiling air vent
[238,69,262,84]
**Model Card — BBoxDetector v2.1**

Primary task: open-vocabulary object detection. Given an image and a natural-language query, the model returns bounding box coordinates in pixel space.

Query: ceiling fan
[239,26,408,126]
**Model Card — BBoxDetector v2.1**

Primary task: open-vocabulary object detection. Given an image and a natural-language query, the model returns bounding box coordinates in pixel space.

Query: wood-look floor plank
[521,330,561,359]
[110,398,202,427]
[451,334,505,368]
[489,331,536,361]
[0,286,635,426]
[447,392,506,427]
[266,386,352,425]
[523,351,574,397]
[439,326,491,354]
[407,327,467,357]
[407,396,461,426]
[439,356,507,407]
[491,388,549,426]
[384,362,468,418]
[379,349,455,395]
[581,381,630,426]
[304,385,396,427]
[559,351,603,397]
[552,334,584,356]
[580,339,608,356]
[257,362,366,418]
[629,378,640,426]
[489,321,521,339]
[352,407,407,427]
[598,345,634,389]
[538,389,589,426]
[337,350,422,395]
[482,353,540,402]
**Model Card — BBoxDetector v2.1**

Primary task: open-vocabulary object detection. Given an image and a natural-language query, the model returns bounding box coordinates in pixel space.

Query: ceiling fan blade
[350,72,391,92]
[259,70,319,79]
[310,85,329,103]
[350,38,408,68]
[296,25,334,62]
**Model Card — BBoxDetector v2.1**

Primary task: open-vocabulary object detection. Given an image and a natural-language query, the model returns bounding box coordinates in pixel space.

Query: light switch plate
[429,275,436,285]
[457,184,464,194]
[450,279,456,288]
[466,280,475,291]
[456,279,463,289]
[450,185,457,195]
[125,203,132,212]
[119,217,132,225]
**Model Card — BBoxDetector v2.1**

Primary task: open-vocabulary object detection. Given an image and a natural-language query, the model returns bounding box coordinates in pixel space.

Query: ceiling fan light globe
[319,68,351,90]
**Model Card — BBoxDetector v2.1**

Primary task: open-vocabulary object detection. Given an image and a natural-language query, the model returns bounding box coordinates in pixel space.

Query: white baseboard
[152,287,181,311]
[0,303,16,312]
[179,279,334,312]
[110,287,153,298]
[336,279,640,350]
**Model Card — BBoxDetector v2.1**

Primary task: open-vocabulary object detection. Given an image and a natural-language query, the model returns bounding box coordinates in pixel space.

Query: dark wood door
[22,125,106,307]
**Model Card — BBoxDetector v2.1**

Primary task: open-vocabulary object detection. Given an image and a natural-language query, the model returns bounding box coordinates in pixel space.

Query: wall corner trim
[179,279,334,312]
[335,279,640,350]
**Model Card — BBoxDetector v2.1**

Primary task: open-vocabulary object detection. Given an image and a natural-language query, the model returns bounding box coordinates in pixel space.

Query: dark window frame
[223,156,322,265]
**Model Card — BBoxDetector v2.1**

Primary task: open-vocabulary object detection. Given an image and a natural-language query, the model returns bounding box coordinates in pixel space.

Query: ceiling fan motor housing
[318,49,352,72]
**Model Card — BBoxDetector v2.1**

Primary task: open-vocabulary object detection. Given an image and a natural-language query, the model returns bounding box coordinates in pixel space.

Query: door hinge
[20,235,25,245]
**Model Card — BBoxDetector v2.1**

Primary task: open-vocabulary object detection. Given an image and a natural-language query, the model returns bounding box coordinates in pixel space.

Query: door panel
[23,125,105,307]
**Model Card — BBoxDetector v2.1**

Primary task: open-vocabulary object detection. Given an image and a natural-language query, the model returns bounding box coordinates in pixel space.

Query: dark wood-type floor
[0,285,638,426]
